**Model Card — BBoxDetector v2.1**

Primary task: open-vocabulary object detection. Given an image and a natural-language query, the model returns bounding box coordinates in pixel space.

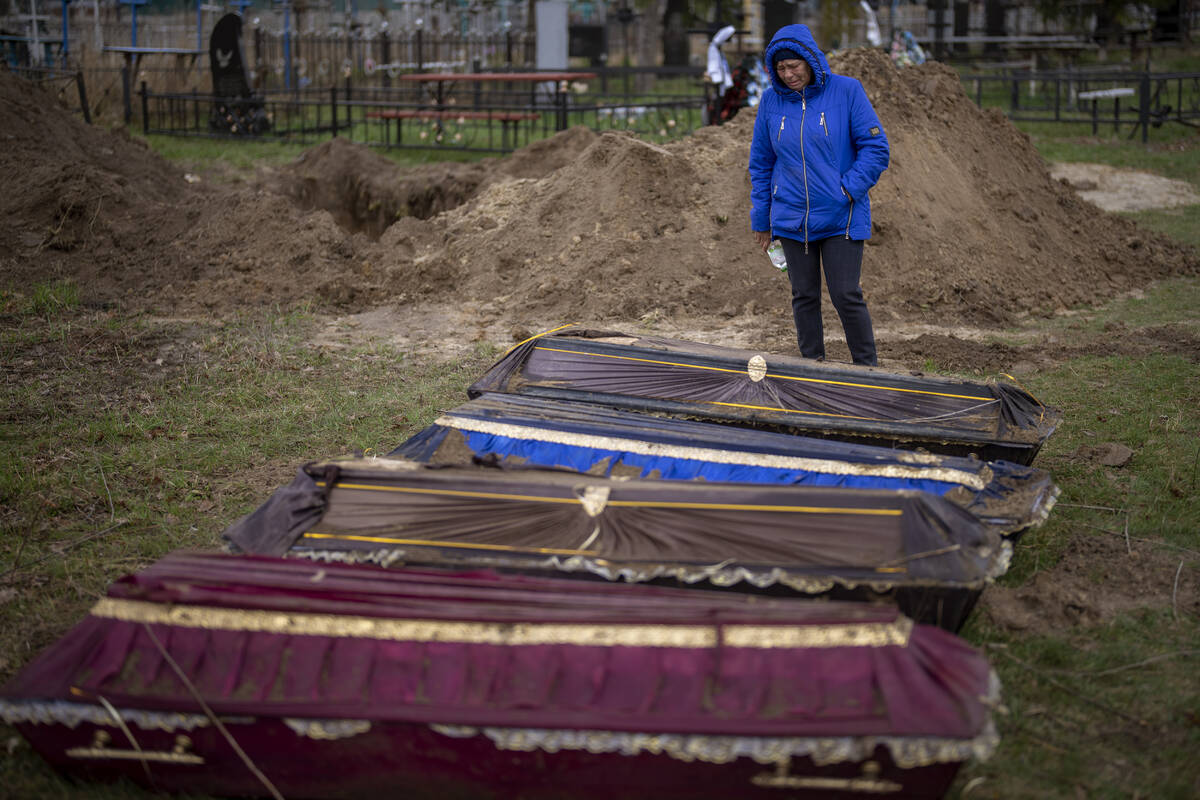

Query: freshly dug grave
[269,127,599,238]
[0,53,1195,328]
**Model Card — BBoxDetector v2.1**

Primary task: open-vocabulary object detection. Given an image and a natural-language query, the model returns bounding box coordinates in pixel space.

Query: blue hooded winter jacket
[749,25,890,244]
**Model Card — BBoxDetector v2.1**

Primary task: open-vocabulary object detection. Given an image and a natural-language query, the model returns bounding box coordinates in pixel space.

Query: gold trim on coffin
[89,598,913,649]
[316,480,906,517]
[430,416,989,490]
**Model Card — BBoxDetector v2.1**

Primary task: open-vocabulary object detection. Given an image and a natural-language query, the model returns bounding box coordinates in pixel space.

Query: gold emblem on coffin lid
[747,355,768,382]
[66,730,204,765]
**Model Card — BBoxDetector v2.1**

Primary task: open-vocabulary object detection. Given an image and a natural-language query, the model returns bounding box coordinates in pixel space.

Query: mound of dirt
[0,55,1195,328]
[0,71,193,291]
[268,129,599,238]
[368,49,1197,328]
[981,532,1198,633]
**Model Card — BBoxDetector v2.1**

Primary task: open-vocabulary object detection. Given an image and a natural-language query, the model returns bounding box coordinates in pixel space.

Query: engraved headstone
[209,13,269,134]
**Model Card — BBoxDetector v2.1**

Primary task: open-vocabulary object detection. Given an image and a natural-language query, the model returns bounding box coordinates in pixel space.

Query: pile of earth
[0,52,1195,330]
[267,127,599,237]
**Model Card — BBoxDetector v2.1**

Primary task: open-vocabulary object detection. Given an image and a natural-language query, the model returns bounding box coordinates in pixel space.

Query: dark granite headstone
[208,13,269,134]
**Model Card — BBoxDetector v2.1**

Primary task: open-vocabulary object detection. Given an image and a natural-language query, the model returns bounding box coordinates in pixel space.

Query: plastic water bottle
[767,240,788,273]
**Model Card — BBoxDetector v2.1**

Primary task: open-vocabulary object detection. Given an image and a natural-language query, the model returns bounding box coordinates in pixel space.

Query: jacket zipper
[777,116,785,142]
[842,187,854,239]
[820,112,829,137]
[800,95,809,253]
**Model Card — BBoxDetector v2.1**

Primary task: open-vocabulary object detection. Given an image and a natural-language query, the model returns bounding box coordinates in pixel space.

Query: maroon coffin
[2,552,1000,799]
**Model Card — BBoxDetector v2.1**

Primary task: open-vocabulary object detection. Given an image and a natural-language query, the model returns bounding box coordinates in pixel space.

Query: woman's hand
[753,230,772,252]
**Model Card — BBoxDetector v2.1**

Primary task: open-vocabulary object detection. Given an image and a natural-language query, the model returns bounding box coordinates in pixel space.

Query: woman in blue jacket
[749,24,890,366]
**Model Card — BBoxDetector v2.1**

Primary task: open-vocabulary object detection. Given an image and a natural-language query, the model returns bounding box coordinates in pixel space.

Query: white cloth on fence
[706,25,736,91]
[860,1,883,47]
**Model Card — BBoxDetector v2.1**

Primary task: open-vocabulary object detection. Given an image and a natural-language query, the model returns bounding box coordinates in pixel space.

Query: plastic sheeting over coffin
[224,457,1010,631]
[467,327,1061,465]
[390,393,1058,538]
[2,552,1000,799]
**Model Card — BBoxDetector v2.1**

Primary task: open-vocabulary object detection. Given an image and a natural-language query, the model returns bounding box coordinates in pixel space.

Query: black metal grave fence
[964,69,1200,140]
[138,73,707,153]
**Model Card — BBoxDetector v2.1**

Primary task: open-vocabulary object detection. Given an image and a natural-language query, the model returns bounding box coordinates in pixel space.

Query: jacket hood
[764,24,830,99]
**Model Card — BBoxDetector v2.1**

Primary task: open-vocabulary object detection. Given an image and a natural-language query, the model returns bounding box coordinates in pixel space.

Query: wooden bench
[365,109,540,150]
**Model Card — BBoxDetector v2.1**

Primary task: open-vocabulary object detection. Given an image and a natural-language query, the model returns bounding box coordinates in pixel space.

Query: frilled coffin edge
[2,697,999,799]
[288,546,1002,634]
[1,695,999,767]
[289,545,1013,594]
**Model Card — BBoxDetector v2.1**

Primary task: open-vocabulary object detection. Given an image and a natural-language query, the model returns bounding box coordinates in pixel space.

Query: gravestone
[209,13,270,135]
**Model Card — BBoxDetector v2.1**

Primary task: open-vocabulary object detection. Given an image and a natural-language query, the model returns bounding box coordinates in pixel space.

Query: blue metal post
[120,0,148,48]
[270,1,293,89]
[197,0,202,50]
[278,0,291,89]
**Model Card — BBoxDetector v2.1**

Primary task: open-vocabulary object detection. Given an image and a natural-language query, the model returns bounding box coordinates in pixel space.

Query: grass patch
[1124,204,1200,249]
[958,618,1200,800]
[1011,275,1200,343]
[947,286,1200,797]
[142,133,495,175]
[0,305,496,655]
[1022,352,1198,551]
[1,303,499,796]
[142,135,313,172]
[25,279,81,317]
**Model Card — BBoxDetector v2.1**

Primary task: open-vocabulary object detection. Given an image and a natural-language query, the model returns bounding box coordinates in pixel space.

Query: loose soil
[1050,161,1200,212]
[982,531,1198,634]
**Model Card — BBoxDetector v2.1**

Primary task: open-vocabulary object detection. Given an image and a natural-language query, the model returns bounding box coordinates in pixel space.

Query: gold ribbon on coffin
[89,598,913,649]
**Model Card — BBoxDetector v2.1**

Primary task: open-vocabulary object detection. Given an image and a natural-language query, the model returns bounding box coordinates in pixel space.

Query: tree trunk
[983,0,1006,56]
[634,0,667,92]
[662,0,689,66]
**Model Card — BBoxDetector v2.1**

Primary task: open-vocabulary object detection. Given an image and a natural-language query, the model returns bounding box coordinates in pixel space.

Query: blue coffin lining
[462,431,960,494]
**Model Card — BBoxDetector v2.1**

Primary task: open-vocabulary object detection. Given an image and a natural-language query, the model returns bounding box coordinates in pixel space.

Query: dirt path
[1050,161,1200,212]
